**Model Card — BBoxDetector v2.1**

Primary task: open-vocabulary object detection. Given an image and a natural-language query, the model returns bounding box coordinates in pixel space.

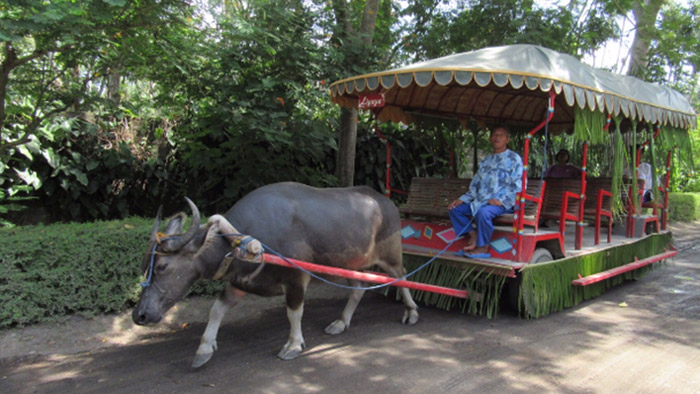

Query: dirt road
[1,222,699,393]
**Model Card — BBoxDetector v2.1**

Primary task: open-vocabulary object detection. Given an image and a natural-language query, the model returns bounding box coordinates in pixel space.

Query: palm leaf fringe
[610,118,626,219]
[519,232,672,318]
[574,107,607,145]
[400,255,509,318]
[659,125,695,170]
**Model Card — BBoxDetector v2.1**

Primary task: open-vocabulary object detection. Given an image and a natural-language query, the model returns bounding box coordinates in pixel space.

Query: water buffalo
[132,182,419,368]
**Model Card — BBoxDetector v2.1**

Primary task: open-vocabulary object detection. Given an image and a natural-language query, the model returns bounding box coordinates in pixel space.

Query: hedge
[668,192,700,222]
[0,218,222,328]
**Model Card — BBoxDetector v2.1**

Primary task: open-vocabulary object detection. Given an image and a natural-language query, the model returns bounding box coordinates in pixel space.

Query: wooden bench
[399,177,546,232]
[399,178,471,220]
[540,177,649,245]
[540,177,583,248]
[493,178,546,232]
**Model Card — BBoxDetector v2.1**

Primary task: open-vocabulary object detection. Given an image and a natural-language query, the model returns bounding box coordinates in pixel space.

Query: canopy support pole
[516,90,556,261]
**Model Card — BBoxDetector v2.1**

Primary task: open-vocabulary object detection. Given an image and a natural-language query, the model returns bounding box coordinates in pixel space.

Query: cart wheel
[529,248,554,264]
[504,248,554,313]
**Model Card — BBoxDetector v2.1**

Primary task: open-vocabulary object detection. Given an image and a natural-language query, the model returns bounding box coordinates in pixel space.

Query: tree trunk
[336,107,358,186]
[332,0,381,187]
[627,0,665,79]
[108,73,121,106]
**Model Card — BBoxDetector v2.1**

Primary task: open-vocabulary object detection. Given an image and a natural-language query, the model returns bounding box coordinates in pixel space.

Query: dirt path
[1,222,699,393]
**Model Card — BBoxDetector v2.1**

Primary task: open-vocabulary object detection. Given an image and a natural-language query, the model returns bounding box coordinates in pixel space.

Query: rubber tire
[504,248,554,314]
[529,248,554,264]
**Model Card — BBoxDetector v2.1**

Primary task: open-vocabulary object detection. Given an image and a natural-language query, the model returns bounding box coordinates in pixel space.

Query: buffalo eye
[156,262,168,273]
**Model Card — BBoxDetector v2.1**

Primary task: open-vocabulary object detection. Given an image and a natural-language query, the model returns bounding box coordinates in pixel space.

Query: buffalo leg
[278,274,309,360]
[324,279,366,335]
[377,261,419,326]
[192,284,246,368]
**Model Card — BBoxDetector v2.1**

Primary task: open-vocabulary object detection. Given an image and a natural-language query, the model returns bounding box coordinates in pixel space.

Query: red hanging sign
[358,93,385,109]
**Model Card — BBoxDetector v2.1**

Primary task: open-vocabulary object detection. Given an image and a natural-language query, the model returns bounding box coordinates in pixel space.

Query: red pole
[262,253,469,299]
[571,248,677,286]
[516,90,556,261]
[577,143,588,250]
[603,114,612,132]
[515,136,531,261]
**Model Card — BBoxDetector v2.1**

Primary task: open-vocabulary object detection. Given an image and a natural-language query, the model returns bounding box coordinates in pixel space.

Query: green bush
[0,218,222,328]
[668,192,700,222]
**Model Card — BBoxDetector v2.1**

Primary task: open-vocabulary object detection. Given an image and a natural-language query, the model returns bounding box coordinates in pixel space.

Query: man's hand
[487,198,503,206]
[448,199,464,210]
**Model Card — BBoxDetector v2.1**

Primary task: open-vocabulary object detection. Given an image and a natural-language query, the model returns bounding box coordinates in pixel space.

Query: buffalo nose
[132,308,147,325]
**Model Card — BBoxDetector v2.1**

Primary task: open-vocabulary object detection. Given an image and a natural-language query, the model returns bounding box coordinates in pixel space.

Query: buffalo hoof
[277,340,306,360]
[401,309,419,325]
[324,319,347,335]
[192,352,213,368]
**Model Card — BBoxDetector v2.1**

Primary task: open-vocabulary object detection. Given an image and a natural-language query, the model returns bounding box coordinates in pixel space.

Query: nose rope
[141,235,180,288]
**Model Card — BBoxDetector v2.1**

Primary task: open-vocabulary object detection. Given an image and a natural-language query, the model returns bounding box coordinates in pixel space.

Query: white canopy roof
[330,44,696,130]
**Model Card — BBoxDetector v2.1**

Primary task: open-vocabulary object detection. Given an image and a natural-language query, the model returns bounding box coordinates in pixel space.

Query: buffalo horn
[163,197,201,252]
[150,205,163,242]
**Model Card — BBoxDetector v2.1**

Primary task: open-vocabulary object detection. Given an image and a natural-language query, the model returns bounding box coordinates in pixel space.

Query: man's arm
[459,170,481,204]
[449,160,483,210]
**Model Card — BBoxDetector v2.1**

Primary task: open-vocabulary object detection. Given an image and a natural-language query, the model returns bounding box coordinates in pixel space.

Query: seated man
[448,126,523,257]
[544,149,581,178]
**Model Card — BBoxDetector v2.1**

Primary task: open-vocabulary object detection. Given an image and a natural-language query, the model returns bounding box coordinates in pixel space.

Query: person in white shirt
[624,145,657,203]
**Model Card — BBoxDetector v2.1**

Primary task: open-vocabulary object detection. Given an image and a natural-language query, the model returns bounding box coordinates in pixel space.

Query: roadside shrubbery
[668,192,700,222]
[0,218,222,328]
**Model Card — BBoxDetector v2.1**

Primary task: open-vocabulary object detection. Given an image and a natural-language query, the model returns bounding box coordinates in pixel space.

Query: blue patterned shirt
[459,149,523,213]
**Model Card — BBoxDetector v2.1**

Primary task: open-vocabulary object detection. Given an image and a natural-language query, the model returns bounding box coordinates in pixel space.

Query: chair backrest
[541,178,581,216]
[583,177,614,213]
[404,178,471,211]
[522,178,545,217]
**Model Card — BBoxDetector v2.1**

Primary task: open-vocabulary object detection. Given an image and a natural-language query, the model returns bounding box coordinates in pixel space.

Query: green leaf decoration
[574,107,607,145]
[610,117,626,219]
[520,232,672,318]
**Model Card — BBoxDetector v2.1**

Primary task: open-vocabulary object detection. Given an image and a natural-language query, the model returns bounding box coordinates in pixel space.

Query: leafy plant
[0,217,224,328]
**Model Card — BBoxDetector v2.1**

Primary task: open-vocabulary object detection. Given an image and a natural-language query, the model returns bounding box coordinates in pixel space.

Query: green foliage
[0,218,151,327]
[0,218,224,328]
[668,192,700,222]
[647,1,700,97]
[152,1,340,212]
[0,0,192,222]
[398,0,618,61]
[353,116,457,200]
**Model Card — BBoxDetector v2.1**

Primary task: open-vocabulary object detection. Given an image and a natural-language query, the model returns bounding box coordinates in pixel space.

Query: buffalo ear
[164,212,186,236]
[184,222,216,253]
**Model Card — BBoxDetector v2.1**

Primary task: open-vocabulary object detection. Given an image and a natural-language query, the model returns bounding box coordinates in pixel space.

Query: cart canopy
[330,44,696,131]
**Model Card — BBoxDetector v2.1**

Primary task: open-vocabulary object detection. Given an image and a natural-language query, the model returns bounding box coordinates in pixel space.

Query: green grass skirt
[396,232,673,319]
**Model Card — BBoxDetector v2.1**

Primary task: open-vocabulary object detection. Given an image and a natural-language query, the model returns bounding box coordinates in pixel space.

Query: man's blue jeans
[449,203,510,247]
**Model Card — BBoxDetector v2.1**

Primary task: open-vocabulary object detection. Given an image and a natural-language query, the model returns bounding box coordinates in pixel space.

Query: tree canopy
[1,0,698,225]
